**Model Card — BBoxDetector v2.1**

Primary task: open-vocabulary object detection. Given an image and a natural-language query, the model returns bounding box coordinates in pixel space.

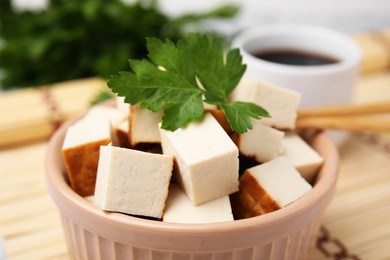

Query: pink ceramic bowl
[45,109,339,260]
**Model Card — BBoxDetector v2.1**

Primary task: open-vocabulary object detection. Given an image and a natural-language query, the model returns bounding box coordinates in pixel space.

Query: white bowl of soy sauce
[232,24,362,109]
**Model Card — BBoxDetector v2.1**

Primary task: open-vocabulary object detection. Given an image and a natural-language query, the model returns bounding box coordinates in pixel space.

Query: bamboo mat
[0,30,390,259]
[1,115,390,259]
[0,78,109,148]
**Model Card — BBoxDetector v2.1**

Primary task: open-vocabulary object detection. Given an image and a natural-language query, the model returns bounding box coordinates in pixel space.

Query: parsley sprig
[108,33,270,134]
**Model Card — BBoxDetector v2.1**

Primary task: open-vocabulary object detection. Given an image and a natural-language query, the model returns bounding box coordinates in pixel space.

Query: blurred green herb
[0,0,239,90]
[89,90,115,105]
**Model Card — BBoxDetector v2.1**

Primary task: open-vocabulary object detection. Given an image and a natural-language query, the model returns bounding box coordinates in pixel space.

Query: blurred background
[12,0,390,33]
[161,0,390,33]
[1,0,390,90]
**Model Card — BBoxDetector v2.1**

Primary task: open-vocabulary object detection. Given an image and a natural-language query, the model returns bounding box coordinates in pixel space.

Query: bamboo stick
[1,210,59,237]
[0,89,43,113]
[0,117,54,147]
[297,100,390,133]
[0,195,55,224]
[8,243,69,260]
[296,116,390,133]
[5,228,65,255]
[298,101,390,118]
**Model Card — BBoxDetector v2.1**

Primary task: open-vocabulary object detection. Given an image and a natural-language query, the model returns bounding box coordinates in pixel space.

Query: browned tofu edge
[231,170,280,219]
[62,138,111,196]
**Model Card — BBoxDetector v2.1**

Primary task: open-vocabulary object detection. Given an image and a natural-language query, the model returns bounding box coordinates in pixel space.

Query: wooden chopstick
[297,101,390,118]
[296,116,390,133]
[296,101,390,133]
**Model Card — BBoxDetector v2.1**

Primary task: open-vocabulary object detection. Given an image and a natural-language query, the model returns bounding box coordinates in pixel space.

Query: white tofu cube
[62,106,124,196]
[163,185,234,224]
[94,145,173,219]
[116,96,130,116]
[130,105,162,146]
[159,113,239,206]
[232,157,312,219]
[63,106,123,149]
[231,79,301,129]
[282,133,324,182]
[233,120,284,163]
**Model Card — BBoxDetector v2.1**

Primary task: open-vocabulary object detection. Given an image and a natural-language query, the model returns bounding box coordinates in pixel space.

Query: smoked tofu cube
[163,185,234,224]
[62,106,124,196]
[129,105,162,146]
[159,113,239,206]
[110,116,130,148]
[232,120,284,163]
[282,133,324,182]
[231,157,312,219]
[94,145,173,219]
[231,79,301,129]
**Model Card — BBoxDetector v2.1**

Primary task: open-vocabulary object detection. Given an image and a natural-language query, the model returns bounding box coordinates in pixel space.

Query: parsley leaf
[220,102,270,134]
[109,38,205,129]
[108,33,270,134]
[186,34,246,101]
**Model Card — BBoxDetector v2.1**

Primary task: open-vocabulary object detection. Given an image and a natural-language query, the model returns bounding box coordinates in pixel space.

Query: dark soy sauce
[252,49,339,66]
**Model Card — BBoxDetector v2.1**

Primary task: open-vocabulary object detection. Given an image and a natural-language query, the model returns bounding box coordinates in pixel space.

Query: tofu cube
[94,145,173,219]
[81,106,124,125]
[62,106,123,196]
[159,113,239,205]
[231,79,301,129]
[232,120,285,163]
[231,157,312,219]
[110,116,130,148]
[163,184,234,224]
[116,96,130,116]
[282,132,324,182]
[129,105,162,146]
[204,106,232,134]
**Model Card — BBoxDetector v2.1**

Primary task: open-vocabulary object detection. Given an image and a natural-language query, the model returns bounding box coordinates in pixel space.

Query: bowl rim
[45,105,339,237]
